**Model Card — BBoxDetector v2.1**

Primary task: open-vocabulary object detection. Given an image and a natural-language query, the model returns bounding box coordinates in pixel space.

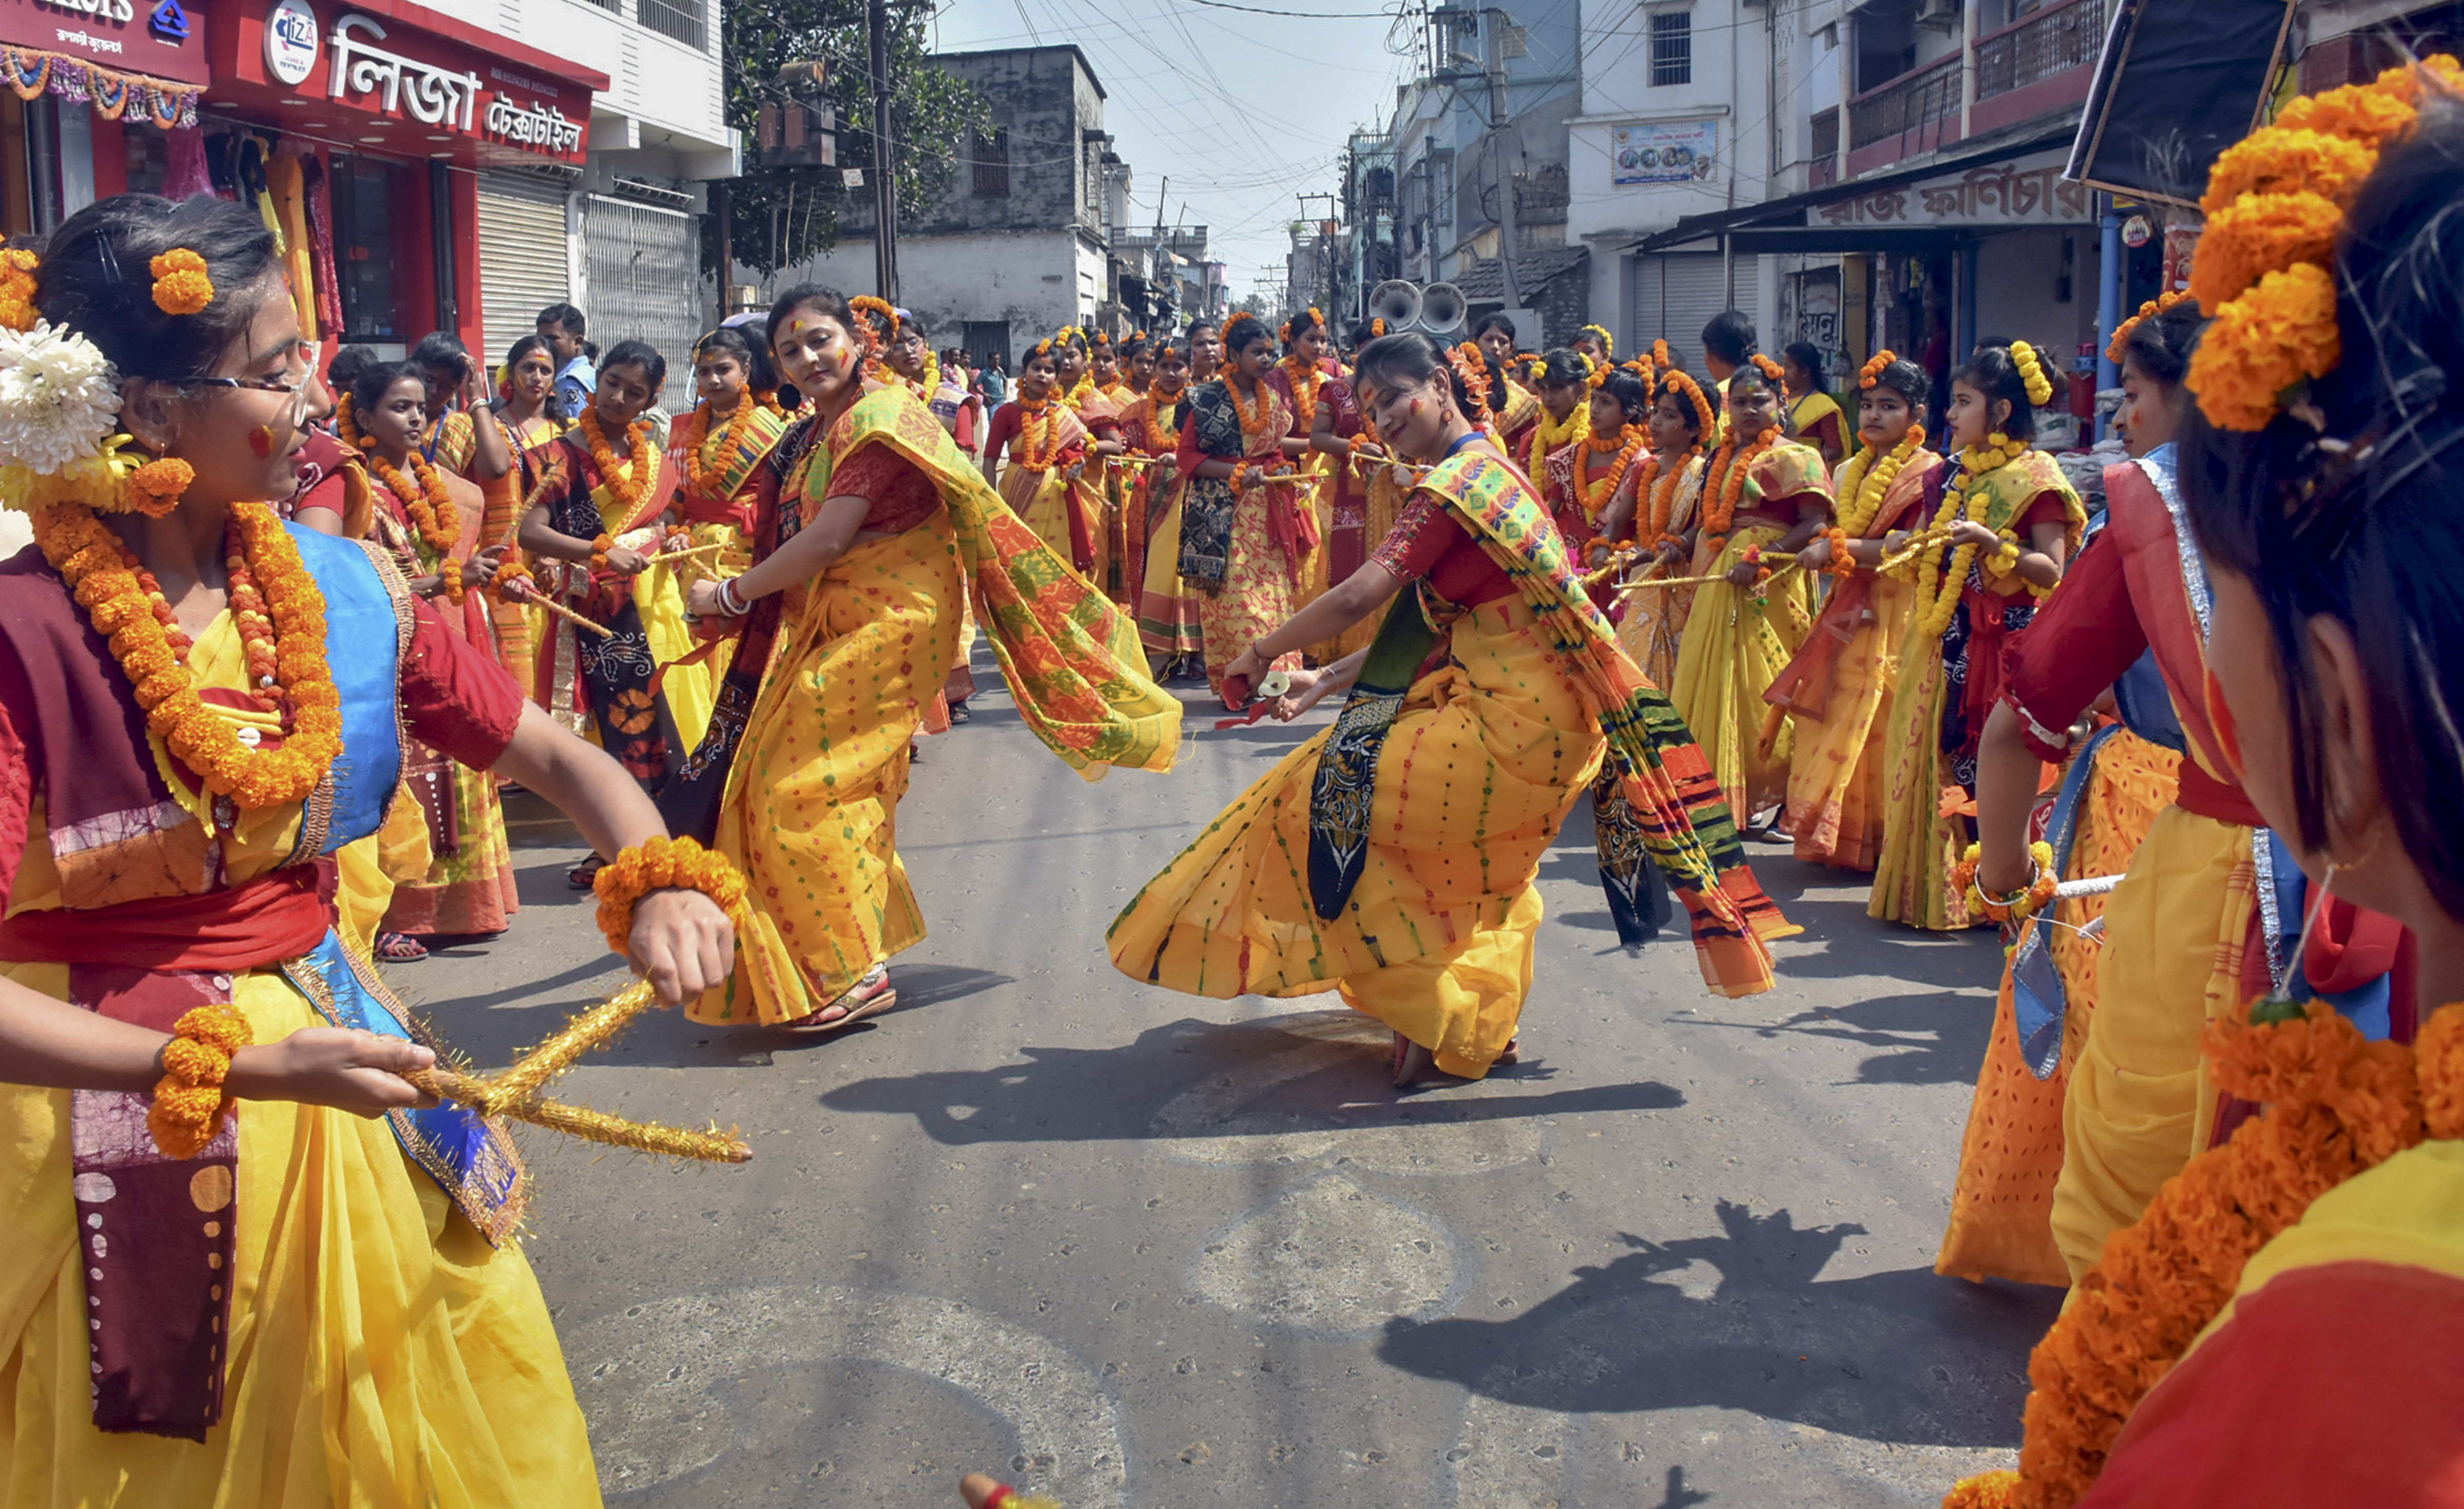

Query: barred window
[1650,10,1691,87]
[973,129,1009,198]
[637,0,705,49]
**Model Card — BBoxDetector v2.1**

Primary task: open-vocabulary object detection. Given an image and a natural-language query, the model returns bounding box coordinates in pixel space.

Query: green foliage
[709,2,990,280]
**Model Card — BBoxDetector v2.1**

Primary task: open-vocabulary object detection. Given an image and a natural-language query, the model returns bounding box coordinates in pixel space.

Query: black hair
[582,339,600,362]
[408,330,470,378]
[1019,342,1060,374]
[1595,367,1652,425]
[2180,100,2464,911]
[1186,318,1220,339]
[898,312,928,340]
[32,194,279,381]
[1348,318,1382,349]
[2120,300,2204,388]
[1782,340,1824,384]
[1701,310,1756,367]
[502,332,570,421]
[1472,311,1519,343]
[763,283,858,356]
[1534,347,1592,390]
[1285,307,1329,342]
[1353,332,1476,418]
[537,301,585,338]
[598,338,666,394]
[329,344,422,422]
[1861,355,1932,412]
[1121,334,1151,361]
[1223,316,1274,357]
[1950,344,2038,442]
[1151,336,1189,365]
[694,324,776,394]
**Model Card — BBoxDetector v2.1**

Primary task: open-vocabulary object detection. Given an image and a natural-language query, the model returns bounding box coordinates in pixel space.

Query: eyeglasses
[185,339,319,426]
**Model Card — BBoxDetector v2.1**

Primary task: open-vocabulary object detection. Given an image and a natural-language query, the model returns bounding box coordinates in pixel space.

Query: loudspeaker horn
[1419,282,1467,334]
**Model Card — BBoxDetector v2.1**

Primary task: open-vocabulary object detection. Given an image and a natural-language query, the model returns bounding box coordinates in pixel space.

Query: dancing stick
[512,586,615,638]
[487,979,661,1102]
[1614,558,1805,596]
[407,1067,753,1163]
[2054,874,2125,899]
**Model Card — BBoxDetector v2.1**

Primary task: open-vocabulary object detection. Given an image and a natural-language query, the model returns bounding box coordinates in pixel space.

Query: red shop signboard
[207,0,605,166]
[0,0,210,87]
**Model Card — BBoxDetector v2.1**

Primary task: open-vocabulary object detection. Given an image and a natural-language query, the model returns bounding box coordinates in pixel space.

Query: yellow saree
[692,389,1180,1026]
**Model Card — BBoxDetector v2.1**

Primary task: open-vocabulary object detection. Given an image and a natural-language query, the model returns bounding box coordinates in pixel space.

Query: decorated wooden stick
[486,978,661,1102]
[516,586,615,638]
[407,1067,752,1163]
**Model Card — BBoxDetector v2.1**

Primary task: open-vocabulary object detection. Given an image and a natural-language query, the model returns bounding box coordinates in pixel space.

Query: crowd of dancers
[4,52,2464,1508]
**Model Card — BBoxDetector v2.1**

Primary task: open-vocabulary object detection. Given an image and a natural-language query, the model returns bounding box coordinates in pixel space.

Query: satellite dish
[1420,282,1467,334]
[1370,280,1421,329]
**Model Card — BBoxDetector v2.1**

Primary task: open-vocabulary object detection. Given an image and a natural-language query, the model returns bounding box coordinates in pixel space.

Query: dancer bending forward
[1110,333,1793,1088]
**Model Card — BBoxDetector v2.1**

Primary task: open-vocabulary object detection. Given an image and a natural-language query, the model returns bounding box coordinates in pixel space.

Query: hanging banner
[1611,120,1718,187]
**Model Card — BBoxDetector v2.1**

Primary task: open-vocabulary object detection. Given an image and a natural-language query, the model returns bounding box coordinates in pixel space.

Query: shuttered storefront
[584,195,702,414]
[475,171,573,371]
[1625,251,1758,375]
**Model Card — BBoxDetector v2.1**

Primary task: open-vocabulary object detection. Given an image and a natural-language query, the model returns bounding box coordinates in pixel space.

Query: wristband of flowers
[438,557,466,605]
[146,1002,252,1158]
[1955,839,2057,924]
[590,532,614,574]
[1821,526,1856,579]
[487,567,536,604]
[1986,530,2022,579]
[1227,461,1250,492]
[591,835,751,959]
[1739,543,1774,584]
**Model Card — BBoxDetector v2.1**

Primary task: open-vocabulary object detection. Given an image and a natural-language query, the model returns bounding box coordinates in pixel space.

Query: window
[973,129,1009,198]
[1649,9,1692,87]
[637,0,705,48]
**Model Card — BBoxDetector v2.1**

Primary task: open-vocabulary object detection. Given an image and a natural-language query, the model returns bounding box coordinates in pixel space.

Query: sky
[928,0,1413,300]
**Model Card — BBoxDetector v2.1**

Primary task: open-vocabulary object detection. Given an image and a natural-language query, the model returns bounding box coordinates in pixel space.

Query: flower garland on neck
[1910,433,2029,639]
[365,447,465,602]
[1578,423,1644,522]
[578,408,658,522]
[850,296,897,384]
[1012,395,1061,472]
[1945,1000,2464,1509]
[1644,440,1704,544]
[31,501,342,818]
[681,393,761,500]
[1279,352,1327,436]
[1139,385,1185,453]
[1834,425,1926,538]
[1526,398,1591,482]
[1698,423,1779,546]
[1225,371,1276,450]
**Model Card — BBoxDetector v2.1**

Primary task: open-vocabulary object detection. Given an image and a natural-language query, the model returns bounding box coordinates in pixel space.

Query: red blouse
[1368,495,1515,607]
[821,444,944,535]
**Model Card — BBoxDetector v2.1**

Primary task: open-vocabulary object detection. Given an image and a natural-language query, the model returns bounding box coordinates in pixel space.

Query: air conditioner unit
[1913,0,1957,29]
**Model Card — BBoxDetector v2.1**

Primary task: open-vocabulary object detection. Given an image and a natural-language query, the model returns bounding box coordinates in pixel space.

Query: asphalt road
[404,653,2055,1509]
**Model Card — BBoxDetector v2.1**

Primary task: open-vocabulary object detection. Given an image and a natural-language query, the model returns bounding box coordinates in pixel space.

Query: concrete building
[772,44,1121,368]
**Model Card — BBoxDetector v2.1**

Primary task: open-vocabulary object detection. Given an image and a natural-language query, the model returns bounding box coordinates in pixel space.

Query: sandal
[947,700,972,724]
[567,857,605,890]
[375,931,429,963]
[781,963,898,1034]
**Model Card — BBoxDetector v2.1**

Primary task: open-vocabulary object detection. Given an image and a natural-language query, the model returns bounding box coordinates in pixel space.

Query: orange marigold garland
[680,393,761,499]
[146,1002,252,1158]
[578,407,658,523]
[1013,395,1062,472]
[1226,374,1276,448]
[849,295,896,381]
[2103,291,2194,365]
[591,834,751,958]
[1698,423,1779,545]
[148,248,214,316]
[34,500,342,817]
[1943,1000,2464,1509]
[1280,351,1327,437]
[365,447,465,602]
[0,246,37,332]
[1580,424,1645,522]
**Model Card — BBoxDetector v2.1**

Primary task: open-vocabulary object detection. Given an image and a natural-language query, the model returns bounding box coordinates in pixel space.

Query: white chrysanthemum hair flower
[0,321,118,473]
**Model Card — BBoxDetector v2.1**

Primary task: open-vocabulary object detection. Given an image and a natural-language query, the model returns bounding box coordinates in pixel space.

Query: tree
[710,1,991,280]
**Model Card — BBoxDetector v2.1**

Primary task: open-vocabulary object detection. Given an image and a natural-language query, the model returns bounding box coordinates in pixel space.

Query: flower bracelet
[1955,839,2058,925]
[589,532,614,575]
[592,835,750,958]
[147,1002,252,1158]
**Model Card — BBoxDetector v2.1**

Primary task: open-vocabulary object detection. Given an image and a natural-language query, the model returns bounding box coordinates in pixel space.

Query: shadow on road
[820,1013,1685,1146]
[1376,1199,2056,1448]
[1680,990,1995,1087]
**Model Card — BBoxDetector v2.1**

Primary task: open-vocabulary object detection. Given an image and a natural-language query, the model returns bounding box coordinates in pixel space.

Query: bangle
[716,576,748,616]
[592,835,750,959]
[147,1003,252,1158]
[1954,839,2059,925]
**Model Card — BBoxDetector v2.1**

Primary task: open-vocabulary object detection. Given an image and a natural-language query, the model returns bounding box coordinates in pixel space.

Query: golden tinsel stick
[487,978,661,1103]
[407,1068,753,1163]
[1615,558,1806,596]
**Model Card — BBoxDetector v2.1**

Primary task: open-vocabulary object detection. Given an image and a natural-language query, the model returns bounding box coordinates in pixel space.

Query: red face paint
[1409,398,1423,418]
[247,426,275,458]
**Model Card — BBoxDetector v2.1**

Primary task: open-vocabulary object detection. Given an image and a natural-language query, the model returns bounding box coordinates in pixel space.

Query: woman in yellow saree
[1865,342,2083,930]
[1110,333,1791,1087]
[1180,313,1314,704]
[983,340,1101,578]
[1767,352,1942,871]
[0,190,735,1508]
[1670,357,1831,826]
[666,326,790,685]
[672,286,1180,1031]
[1138,320,1215,674]
[1610,365,1713,691]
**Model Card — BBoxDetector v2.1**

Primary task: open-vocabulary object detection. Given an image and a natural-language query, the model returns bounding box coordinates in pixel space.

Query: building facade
[776,44,1123,368]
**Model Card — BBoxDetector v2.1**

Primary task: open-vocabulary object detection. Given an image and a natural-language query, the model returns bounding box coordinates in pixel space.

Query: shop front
[0,0,209,232]
[203,0,602,360]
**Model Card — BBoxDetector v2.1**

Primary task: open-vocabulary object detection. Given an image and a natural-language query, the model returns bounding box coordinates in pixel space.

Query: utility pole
[712,179,732,327]
[1481,7,1520,314]
[868,0,897,301]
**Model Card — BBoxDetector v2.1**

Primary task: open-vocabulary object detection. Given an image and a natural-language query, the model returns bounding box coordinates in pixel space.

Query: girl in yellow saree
[673,287,1180,1031]
[984,340,1101,577]
[1110,334,1791,1088]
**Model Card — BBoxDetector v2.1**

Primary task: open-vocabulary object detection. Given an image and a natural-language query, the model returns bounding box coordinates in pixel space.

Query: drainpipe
[1958,0,1977,143]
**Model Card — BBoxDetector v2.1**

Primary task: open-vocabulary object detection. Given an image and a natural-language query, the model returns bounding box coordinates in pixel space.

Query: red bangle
[982,1488,1016,1509]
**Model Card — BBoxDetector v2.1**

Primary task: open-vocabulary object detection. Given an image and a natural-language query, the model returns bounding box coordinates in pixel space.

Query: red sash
[0,867,328,969]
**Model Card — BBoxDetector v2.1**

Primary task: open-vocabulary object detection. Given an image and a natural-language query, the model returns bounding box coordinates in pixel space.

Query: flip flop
[780,967,898,1035]
[375,931,428,963]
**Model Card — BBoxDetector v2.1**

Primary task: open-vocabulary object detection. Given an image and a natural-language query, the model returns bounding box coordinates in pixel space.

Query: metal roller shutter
[1626,251,1758,378]
[584,196,703,414]
[476,171,573,372]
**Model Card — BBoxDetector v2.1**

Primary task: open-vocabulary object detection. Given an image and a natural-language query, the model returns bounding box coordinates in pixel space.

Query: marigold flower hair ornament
[149,247,213,315]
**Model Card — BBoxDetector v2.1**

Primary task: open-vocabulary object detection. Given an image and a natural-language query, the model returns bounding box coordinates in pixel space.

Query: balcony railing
[1848,51,1960,151]
[1974,0,2107,103]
